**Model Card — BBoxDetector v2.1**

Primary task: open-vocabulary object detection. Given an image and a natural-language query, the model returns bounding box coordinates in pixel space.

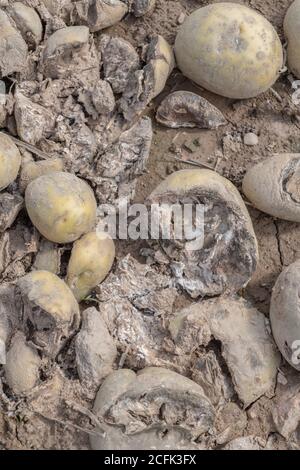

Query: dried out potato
[174,4,283,99]
[4,332,41,395]
[156,91,227,129]
[67,231,115,301]
[19,158,64,193]
[284,0,300,79]
[0,133,22,191]
[147,169,258,298]
[270,260,300,371]
[8,2,43,47]
[0,193,23,232]
[0,9,28,77]
[74,0,128,32]
[18,270,80,357]
[243,154,300,222]
[90,367,214,450]
[25,172,97,244]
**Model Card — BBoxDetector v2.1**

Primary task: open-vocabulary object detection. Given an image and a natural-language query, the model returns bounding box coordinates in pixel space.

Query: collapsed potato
[67,231,115,301]
[25,172,97,243]
[0,133,22,191]
[243,154,300,222]
[147,169,258,298]
[284,0,300,79]
[19,158,64,193]
[270,260,300,371]
[90,367,214,450]
[174,3,283,99]
[18,270,80,357]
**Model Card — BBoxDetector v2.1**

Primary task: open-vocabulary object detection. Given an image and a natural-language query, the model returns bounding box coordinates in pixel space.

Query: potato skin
[25,172,97,243]
[0,133,21,191]
[284,0,300,79]
[174,3,283,99]
[67,231,115,301]
[270,260,300,371]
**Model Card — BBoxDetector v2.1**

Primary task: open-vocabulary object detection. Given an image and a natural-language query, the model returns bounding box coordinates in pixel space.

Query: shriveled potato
[67,231,115,301]
[270,260,300,371]
[0,9,28,77]
[18,270,80,357]
[174,4,283,99]
[147,169,258,298]
[0,133,22,191]
[19,158,64,193]
[284,0,300,79]
[8,2,43,46]
[25,172,97,243]
[243,154,300,222]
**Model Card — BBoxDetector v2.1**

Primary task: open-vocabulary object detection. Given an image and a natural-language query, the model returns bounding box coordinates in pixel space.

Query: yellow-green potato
[25,171,97,243]
[67,231,115,301]
[174,3,283,99]
[284,0,300,79]
[0,133,22,191]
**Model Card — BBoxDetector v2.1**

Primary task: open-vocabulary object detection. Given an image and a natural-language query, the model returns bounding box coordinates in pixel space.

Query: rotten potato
[0,133,22,191]
[174,4,283,99]
[67,231,115,301]
[284,0,300,79]
[25,172,97,244]
[8,2,43,47]
[147,169,259,298]
[270,260,300,371]
[242,154,300,222]
[18,270,80,357]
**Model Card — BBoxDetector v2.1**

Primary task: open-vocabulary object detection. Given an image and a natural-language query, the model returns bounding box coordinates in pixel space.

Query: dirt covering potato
[174,3,283,99]
[0,133,22,191]
[242,154,300,222]
[18,270,80,357]
[67,231,115,301]
[270,260,300,371]
[147,169,259,298]
[284,0,300,79]
[73,0,128,32]
[25,172,97,243]
[90,367,214,450]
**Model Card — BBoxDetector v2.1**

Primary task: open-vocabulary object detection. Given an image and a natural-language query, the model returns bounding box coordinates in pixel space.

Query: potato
[0,9,28,77]
[8,2,43,46]
[67,231,115,301]
[147,169,259,298]
[270,260,300,371]
[284,0,300,79]
[174,3,283,99]
[0,133,22,191]
[19,158,64,193]
[25,172,97,243]
[18,270,80,357]
[243,153,300,222]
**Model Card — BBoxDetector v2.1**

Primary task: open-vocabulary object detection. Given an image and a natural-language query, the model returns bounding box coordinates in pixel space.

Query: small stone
[244,132,259,146]
[177,12,186,24]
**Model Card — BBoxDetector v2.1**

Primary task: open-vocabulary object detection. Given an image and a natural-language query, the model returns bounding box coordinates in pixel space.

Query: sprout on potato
[0,133,22,191]
[242,153,300,222]
[147,169,258,298]
[174,3,283,99]
[25,171,97,244]
[18,270,80,357]
[284,0,300,79]
[67,231,115,301]
[270,260,300,371]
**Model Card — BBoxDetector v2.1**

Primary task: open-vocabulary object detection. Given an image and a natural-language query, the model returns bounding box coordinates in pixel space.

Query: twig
[33,410,105,438]
[0,132,50,160]
[64,399,105,435]
[169,155,215,170]
[270,87,283,103]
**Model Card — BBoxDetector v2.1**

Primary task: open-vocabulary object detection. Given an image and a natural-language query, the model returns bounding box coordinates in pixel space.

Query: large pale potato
[0,133,21,191]
[284,0,300,79]
[25,172,97,243]
[174,3,283,99]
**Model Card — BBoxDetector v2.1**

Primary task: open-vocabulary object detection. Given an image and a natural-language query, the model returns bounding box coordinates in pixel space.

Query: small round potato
[0,133,22,191]
[25,172,97,243]
[174,3,283,99]
[67,231,115,301]
[270,260,300,371]
[284,0,300,79]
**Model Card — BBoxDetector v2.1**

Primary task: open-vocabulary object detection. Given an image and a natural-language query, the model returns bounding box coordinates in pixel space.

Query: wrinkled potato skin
[284,0,300,79]
[25,172,97,243]
[67,231,115,301]
[0,133,22,191]
[270,260,300,371]
[174,3,283,99]
[18,270,79,323]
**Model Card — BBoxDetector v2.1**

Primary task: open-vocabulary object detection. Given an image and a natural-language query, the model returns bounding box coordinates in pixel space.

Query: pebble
[244,132,259,146]
[177,12,186,24]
